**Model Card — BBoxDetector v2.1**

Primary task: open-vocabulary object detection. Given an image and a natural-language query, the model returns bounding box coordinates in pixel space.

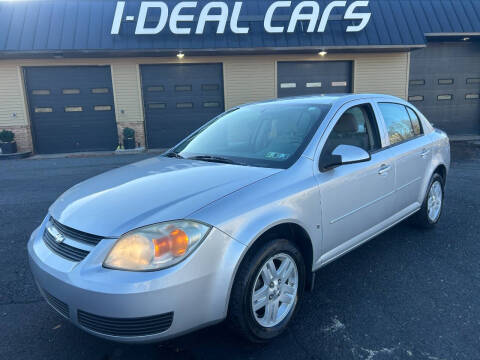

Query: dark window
[406,107,423,136]
[437,94,453,101]
[203,102,220,108]
[176,102,193,108]
[202,84,219,91]
[323,104,381,155]
[62,89,80,95]
[466,94,479,100]
[32,89,50,95]
[147,86,164,92]
[34,107,53,113]
[378,103,415,145]
[94,105,112,111]
[148,103,166,109]
[91,88,109,94]
[409,80,425,86]
[65,106,83,112]
[467,78,480,84]
[438,79,453,85]
[408,95,424,102]
[175,85,192,92]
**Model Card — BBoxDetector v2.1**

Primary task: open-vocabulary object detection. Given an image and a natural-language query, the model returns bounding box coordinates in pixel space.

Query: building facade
[0,0,479,154]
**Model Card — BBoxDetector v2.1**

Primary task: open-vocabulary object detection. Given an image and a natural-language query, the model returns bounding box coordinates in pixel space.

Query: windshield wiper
[187,155,245,166]
[164,151,184,159]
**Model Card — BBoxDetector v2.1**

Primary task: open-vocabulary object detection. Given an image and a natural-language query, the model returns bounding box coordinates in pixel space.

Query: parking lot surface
[1,147,479,360]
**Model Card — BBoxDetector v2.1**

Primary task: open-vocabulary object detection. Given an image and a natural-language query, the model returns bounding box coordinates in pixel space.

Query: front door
[315,101,396,264]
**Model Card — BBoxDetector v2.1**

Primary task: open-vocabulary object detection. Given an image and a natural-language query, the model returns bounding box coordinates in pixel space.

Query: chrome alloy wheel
[251,253,298,328]
[427,180,443,222]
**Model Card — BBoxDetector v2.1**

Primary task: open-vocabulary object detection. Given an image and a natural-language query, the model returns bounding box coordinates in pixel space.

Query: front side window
[323,104,381,156]
[171,102,332,169]
[378,103,416,145]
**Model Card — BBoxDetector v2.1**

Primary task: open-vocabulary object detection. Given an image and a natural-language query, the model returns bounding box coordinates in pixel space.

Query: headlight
[103,221,211,271]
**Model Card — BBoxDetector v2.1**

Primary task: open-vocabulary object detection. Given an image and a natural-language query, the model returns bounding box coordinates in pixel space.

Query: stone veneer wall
[0,125,33,153]
[116,122,146,148]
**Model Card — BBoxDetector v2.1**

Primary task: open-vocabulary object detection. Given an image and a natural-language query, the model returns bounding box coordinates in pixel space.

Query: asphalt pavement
[1,146,479,360]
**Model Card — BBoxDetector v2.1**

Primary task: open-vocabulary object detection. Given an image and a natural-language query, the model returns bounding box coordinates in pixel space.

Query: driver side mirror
[320,144,371,171]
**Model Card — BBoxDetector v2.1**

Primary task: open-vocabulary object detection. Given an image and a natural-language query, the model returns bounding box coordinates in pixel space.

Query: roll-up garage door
[409,42,480,135]
[24,66,118,154]
[141,64,224,149]
[277,61,353,98]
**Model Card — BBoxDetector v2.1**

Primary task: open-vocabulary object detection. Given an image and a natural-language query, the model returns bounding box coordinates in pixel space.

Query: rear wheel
[228,238,305,342]
[411,173,444,228]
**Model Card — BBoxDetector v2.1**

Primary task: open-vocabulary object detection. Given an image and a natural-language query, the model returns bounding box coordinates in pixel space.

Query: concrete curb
[27,148,168,160]
[0,151,32,160]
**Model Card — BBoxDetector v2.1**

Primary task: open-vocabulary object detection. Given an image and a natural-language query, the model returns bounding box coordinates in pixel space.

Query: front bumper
[28,217,246,343]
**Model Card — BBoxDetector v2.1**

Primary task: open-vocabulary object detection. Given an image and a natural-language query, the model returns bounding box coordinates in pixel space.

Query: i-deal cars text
[29,94,450,343]
[111,0,371,35]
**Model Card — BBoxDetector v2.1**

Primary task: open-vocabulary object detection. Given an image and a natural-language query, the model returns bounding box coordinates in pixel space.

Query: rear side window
[406,107,423,136]
[378,103,415,145]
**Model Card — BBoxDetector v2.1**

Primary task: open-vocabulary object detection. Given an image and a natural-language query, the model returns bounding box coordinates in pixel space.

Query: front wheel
[228,238,305,343]
[411,173,445,228]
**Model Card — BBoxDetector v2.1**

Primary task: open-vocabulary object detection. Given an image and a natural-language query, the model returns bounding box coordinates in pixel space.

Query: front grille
[43,229,90,262]
[43,290,69,319]
[78,310,174,337]
[51,218,104,245]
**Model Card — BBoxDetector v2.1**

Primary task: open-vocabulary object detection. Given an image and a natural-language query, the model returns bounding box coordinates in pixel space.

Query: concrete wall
[0,51,409,153]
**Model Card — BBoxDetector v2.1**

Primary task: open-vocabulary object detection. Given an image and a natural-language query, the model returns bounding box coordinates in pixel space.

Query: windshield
[169,102,332,169]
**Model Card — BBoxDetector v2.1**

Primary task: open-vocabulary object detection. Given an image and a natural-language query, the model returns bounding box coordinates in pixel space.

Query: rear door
[375,102,432,212]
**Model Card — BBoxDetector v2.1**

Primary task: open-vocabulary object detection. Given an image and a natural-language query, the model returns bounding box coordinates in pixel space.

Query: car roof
[237,93,404,108]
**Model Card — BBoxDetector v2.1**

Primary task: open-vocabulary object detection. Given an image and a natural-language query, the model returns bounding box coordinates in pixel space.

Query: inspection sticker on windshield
[265,152,289,160]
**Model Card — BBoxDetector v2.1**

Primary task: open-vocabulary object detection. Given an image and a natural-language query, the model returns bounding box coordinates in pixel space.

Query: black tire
[227,238,305,343]
[411,173,445,228]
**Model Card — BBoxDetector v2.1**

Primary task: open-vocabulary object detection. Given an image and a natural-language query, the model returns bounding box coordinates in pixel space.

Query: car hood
[49,156,280,237]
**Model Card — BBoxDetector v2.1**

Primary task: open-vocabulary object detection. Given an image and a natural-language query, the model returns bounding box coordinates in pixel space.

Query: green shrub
[0,130,15,143]
[123,127,135,139]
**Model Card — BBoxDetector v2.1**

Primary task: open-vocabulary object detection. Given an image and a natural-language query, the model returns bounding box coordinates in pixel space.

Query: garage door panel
[278,61,352,98]
[141,63,224,149]
[25,66,118,154]
[409,42,480,135]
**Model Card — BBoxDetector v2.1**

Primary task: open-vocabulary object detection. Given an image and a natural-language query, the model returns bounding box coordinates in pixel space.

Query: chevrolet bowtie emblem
[47,225,65,244]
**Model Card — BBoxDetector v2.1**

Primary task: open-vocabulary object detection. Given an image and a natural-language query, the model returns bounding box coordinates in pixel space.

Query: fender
[189,156,323,268]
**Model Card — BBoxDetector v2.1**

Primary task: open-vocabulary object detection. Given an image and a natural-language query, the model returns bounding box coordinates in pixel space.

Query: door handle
[378,164,391,176]
[420,149,431,158]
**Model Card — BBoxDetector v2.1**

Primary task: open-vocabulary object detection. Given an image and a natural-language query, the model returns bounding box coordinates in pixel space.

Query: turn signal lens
[103,221,210,271]
[153,228,189,257]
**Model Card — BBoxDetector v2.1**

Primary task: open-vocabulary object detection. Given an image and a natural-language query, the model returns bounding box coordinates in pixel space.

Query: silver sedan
[28,94,450,343]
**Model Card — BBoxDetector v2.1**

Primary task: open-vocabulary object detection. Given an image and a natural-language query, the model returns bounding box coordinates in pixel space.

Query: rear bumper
[28,219,246,343]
